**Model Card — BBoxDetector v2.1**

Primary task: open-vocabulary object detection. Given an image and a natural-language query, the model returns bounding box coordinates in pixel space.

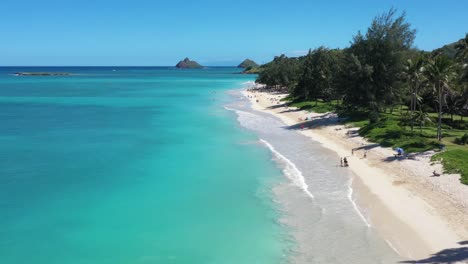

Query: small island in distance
[237,58,261,74]
[175,58,203,68]
[237,59,259,69]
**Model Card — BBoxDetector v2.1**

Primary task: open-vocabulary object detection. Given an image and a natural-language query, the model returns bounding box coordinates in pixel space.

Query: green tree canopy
[344,8,416,110]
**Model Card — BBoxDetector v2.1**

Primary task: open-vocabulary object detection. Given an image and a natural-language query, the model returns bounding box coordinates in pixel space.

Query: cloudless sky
[1,0,467,66]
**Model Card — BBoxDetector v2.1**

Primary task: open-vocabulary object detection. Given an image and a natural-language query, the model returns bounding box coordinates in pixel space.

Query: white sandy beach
[243,88,468,261]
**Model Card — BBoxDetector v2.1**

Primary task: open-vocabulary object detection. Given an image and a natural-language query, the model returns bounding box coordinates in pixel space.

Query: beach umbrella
[395,147,404,154]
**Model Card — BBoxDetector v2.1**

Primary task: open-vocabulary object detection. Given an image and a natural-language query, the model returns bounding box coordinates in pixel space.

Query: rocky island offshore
[237,59,259,69]
[175,58,203,68]
[237,58,261,74]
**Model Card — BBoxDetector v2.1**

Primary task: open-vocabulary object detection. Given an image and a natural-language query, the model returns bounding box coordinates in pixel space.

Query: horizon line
[0,65,244,68]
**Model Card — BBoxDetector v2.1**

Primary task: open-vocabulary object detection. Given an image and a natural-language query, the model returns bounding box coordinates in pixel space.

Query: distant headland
[175,58,203,68]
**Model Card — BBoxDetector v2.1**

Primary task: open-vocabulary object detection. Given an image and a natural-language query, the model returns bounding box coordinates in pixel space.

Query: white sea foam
[223,106,236,111]
[224,106,279,133]
[260,139,315,199]
[385,239,401,256]
[241,80,256,88]
[347,178,371,227]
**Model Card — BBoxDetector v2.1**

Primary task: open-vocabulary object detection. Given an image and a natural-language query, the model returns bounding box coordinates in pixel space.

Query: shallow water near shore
[226,90,402,263]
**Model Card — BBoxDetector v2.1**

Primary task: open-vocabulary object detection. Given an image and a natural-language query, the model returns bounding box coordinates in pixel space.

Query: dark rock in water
[175,58,203,68]
[14,72,72,76]
[237,59,259,68]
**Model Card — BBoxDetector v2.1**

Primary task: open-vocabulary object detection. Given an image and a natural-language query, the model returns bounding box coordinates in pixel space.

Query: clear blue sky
[1,0,466,66]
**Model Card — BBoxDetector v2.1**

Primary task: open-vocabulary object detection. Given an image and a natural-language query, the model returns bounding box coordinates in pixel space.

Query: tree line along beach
[241,8,467,263]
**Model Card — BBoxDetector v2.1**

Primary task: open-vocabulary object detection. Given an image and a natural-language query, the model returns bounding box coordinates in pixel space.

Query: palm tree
[444,90,463,122]
[402,58,424,131]
[455,34,468,85]
[459,86,468,121]
[424,56,456,141]
[413,109,432,134]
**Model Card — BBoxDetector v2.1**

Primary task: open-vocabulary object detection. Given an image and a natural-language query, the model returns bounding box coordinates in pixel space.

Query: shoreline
[242,88,468,260]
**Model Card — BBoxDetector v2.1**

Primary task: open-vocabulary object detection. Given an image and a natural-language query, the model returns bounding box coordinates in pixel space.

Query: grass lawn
[432,149,468,184]
[283,97,468,184]
[339,108,468,184]
[286,99,339,113]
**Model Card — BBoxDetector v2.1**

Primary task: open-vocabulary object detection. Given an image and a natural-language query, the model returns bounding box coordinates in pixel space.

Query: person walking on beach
[343,157,348,167]
[340,157,343,167]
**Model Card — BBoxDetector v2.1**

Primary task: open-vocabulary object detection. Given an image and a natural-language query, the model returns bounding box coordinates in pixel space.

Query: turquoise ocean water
[0,67,290,263]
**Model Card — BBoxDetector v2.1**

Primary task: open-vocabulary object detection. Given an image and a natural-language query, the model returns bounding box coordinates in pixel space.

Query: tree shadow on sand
[266,103,289,110]
[283,113,340,130]
[352,143,380,151]
[382,151,432,163]
[399,241,468,263]
[278,108,303,114]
